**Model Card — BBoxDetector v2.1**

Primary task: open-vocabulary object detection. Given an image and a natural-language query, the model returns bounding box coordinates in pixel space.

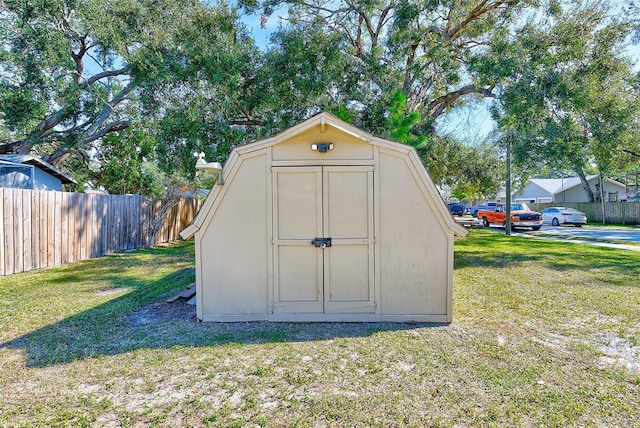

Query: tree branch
[43,147,92,167]
[2,109,69,155]
[85,84,135,138]
[83,120,131,145]
[229,119,264,126]
[622,149,640,158]
[77,66,131,90]
[427,84,496,118]
[0,139,26,154]
[448,0,513,39]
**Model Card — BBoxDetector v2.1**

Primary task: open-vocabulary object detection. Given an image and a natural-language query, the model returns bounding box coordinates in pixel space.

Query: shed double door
[272,166,375,314]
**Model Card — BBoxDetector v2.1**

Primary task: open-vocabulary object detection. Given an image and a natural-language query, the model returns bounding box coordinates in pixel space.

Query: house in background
[514,175,627,204]
[0,155,77,191]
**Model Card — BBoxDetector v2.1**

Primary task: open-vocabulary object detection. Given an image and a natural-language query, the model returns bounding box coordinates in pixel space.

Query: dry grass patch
[1,233,639,427]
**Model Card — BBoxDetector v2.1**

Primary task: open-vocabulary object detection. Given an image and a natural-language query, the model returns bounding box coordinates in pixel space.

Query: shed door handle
[311,237,332,248]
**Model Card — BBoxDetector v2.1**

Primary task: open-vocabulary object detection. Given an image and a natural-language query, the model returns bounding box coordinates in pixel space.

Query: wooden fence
[1,189,202,276]
[530,202,640,225]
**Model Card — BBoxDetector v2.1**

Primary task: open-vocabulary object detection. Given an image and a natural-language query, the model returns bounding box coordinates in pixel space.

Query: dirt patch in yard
[595,332,640,375]
[128,301,198,326]
[531,315,640,376]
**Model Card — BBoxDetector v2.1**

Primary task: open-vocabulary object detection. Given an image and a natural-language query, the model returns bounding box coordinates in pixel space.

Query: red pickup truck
[477,203,542,231]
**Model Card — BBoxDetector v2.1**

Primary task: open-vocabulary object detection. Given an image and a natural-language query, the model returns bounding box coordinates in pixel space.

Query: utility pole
[505,133,512,235]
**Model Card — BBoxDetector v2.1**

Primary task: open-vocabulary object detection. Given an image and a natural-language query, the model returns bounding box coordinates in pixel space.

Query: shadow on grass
[9,228,637,369]
[1,266,443,368]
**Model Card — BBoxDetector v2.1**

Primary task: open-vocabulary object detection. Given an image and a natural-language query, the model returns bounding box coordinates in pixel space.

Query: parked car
[540,207,587,227]
[448,202,464,216]
[478,203,542,231]
[470,202,497,218]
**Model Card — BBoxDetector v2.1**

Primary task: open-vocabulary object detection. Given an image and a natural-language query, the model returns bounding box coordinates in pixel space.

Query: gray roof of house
[528,175,625,195]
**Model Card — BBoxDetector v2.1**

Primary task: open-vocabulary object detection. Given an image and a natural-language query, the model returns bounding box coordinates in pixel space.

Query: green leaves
[96,130,167,196]
[1,0,257,194]
[387,90,425,148]
[2,0,636,202]
[495,0,639,200]
[0,86,47,131]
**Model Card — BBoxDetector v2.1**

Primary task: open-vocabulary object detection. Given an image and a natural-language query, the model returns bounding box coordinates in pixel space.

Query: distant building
[514,176,627,203]
[0,155,77,191]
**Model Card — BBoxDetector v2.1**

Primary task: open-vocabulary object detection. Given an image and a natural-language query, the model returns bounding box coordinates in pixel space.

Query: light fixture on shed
[195,152,224,185]
[311,143,334,153]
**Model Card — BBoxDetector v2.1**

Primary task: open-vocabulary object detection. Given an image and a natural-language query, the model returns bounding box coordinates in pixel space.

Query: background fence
[530,202,640,225]
[1,189,202,276]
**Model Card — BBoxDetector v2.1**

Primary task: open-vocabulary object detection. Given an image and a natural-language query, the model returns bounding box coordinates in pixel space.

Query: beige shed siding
[198,153,268,317]
[271,126,373,161]
[379,151,450,318]
[182,112,465,322]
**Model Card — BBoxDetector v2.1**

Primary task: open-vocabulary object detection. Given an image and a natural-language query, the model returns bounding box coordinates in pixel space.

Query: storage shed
[181,112,467,322]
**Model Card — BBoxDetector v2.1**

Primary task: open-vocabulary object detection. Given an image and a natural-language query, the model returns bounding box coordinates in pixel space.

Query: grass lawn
[1,230,638,427]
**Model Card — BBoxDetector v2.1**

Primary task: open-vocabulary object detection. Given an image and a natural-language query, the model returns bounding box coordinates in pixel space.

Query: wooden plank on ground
[179,283,196,299]
[166,283,196,302]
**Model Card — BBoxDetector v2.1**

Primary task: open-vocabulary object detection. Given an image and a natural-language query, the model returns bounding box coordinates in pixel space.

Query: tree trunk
[599,171,606,225]
[576,168,595,202]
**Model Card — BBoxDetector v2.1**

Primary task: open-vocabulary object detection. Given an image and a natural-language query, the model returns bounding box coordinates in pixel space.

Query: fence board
[14,190,24,273]
[39,191,47,268]
[100,195,109,256]
[0,190,202,276]
[22,190,32,272]
[46,191,55,268]
[3,190,14,275]
[0,189,4,276]
[531,202,640,225]
[30,191,40,270]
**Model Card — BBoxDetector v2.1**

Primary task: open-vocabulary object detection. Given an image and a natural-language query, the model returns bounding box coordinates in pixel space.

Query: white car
[540,207,587,227]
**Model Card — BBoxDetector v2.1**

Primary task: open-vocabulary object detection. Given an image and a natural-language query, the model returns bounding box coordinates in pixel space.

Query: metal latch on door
[311,237,332,248]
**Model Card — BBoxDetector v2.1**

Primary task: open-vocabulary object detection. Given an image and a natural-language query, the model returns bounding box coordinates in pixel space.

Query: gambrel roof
[181,112,467,239]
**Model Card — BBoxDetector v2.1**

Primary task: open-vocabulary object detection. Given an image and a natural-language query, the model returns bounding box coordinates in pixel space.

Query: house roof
[528,177,588,195]
[528,175,625,195]
[0,154,77,184]
[181,112,467,239]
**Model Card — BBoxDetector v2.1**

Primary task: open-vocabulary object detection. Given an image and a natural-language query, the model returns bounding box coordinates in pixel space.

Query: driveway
[522,225,640,251]
[458,216,640,250]
[534,225,640,244]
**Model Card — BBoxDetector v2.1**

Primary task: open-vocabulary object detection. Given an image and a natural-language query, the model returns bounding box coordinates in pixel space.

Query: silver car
[540,207,587,227]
